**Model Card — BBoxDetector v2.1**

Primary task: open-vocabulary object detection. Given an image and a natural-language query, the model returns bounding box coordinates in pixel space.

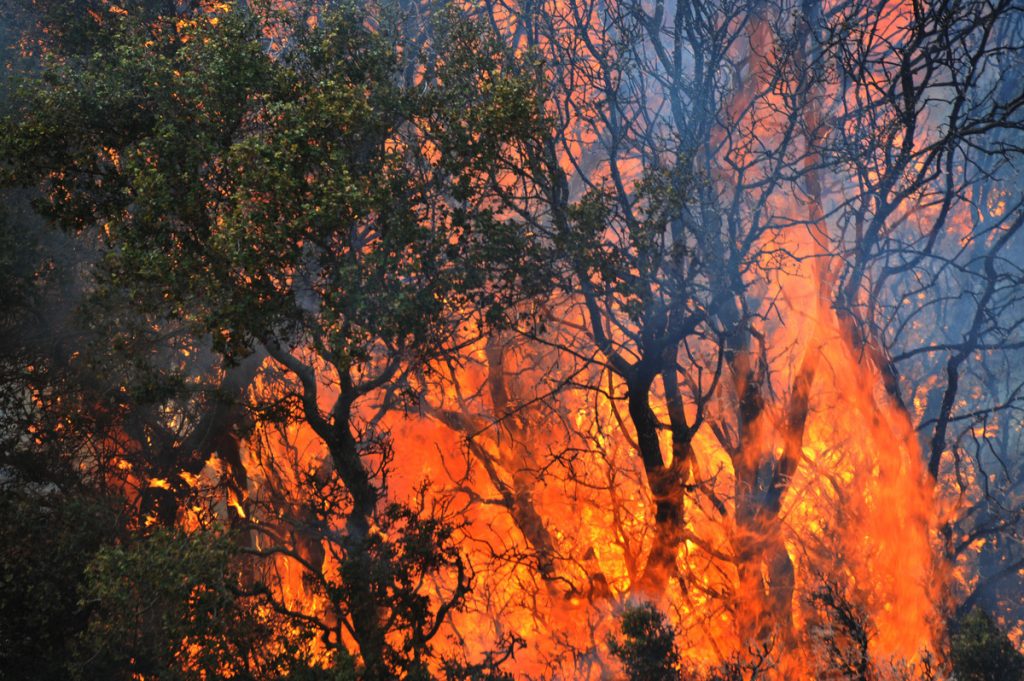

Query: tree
[472,0,1024,662]
[0,483,118,681]
[950,608,1024,681]
[5,0,1024,677]
[3,2,535,676]
[608,603,682,681]
[75,529,292,681]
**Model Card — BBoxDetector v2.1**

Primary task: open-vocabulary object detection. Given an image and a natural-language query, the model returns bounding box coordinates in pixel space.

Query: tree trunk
[627,371,690,596]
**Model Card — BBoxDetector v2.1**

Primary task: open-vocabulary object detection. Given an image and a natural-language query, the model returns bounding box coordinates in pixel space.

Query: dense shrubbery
[950,608,1024,681]
[0,485,117,680]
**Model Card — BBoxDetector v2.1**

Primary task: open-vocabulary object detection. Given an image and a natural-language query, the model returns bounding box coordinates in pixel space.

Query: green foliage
[276,653,358,681]
[0,486,118,681]
[2,2,537,366]
[608,602,682,681]
[326,497,472,679]
[1,4,533,678]
[0,469,346,681]
[76,528,283,681]
[950,607,1024,681]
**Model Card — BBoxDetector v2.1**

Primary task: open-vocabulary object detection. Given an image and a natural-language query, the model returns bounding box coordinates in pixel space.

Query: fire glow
[3,0,1024,678]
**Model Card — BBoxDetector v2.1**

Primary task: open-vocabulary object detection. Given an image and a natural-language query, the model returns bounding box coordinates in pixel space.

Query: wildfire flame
[11,0,1024,678]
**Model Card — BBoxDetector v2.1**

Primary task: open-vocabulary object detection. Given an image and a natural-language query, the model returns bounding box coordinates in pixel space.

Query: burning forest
[2,0,1024,679]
